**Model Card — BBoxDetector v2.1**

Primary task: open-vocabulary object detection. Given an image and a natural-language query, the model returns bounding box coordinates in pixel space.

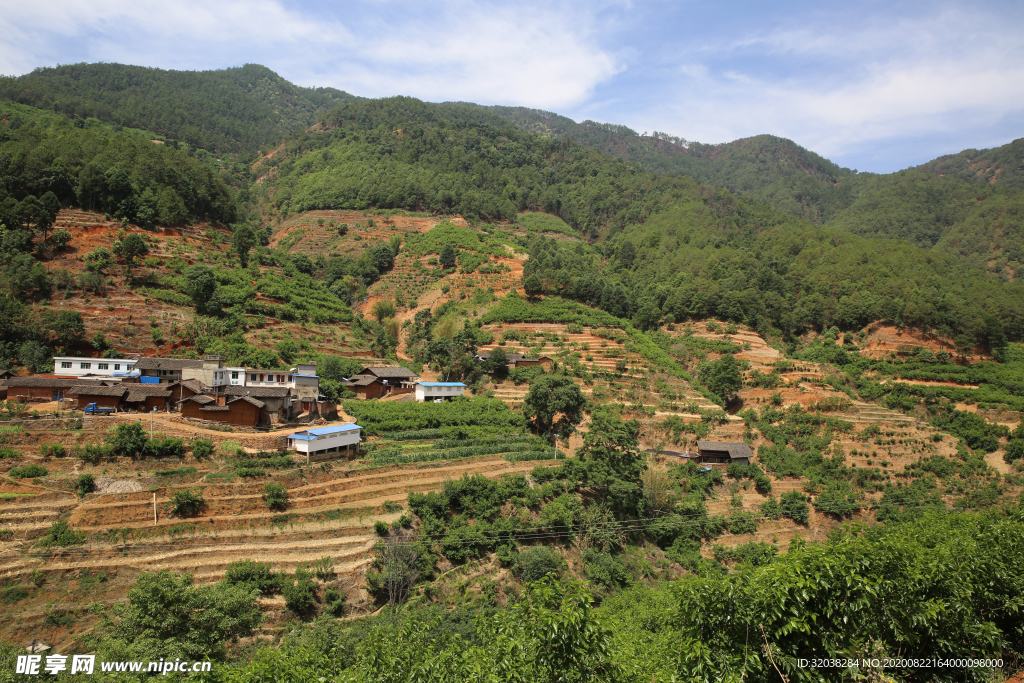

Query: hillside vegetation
[0,63,361,153]
[2,64,1024,682]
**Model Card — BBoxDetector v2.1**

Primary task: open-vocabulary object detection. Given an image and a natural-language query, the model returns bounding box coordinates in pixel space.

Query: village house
[67,384,127,410]
[222,385,292,423]
[694,441,753,467]
[414,381,466,402]
[6,377,104,402]
[134,357,205,384]
[123,384,173,412]
[474,351,553,370]
[344,365,419,399]
[53,356,138,378]
[287,423,362,462]
[167,379,210,405]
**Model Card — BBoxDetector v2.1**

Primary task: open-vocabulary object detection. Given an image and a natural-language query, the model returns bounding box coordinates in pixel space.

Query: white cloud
[0,0,619,110]
[634,5,1024,163]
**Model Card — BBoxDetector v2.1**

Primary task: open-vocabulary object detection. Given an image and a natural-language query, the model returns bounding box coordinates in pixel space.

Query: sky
[1,0,1022,172]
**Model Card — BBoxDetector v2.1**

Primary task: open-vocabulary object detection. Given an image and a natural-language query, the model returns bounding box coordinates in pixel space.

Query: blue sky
[2,0,1022,172]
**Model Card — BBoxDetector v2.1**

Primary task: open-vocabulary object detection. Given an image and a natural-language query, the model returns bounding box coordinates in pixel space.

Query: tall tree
[115,232,149,281]
[182,265,220,315]
[231,225,258,268]
[523,373,586,440]
[439,244,457,269]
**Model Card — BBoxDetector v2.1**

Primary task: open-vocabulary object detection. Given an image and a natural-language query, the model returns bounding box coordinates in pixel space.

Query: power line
[13,494,1004,561]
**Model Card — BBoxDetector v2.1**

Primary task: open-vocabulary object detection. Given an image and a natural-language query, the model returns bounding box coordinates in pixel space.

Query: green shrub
[712,541,778,567]
[0,447,18,459]
[322,587,346,617]
[146,436,186,459]
[516,546,565,583]
[310,556,335,581]
[191,438,215,459]
[582,549,631,589]
[9,464,47,479]
[169,488,205,516]
[39,443,66,458]
[262,482,288,510]
[106,422,148,458]
[37,520,85,547]
[71,444,106,464]
[236,467,265,478]
[76,473,96,497]
[283,566,318,617]
[374,520,389,536]
[44,611,75,627]
[1,583,28,604]
[223,560,282,595]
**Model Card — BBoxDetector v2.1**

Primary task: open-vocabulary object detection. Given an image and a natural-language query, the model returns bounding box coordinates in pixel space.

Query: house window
[61,362,72,369]
[114,364,121,371]
[287,375,292,382]
[98,363,108,370]
[80,362,91,369]
[231,371,238,379]
[250,374,256,382]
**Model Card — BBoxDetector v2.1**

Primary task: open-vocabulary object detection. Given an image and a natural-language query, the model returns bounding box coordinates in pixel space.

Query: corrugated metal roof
[696,441,754,460]
[417,382,466,387]
[134,357,204,370]
[288,423,361,441]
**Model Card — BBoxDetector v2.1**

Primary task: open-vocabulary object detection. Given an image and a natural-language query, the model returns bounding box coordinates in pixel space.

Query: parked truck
[84,403,115,415]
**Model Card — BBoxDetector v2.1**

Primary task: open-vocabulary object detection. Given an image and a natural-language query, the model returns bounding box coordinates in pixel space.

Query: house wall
[181,402,206,420]
[9,385,63,402]
[294,376,319,402]
[222,402,259,427]
[140,370,181,383]
[289,429,361,456]
[54,358,137,378]
[415,386,465,402]
[75,394,121,409]
[169,385,200,406]
[143,396,167,411]
[355,383,386,400]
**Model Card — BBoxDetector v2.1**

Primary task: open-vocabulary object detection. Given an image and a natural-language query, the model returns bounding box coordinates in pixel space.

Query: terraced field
[0,418,562,646]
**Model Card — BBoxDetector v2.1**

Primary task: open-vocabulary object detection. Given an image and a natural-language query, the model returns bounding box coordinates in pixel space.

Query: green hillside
[463,103,864,223]
[257,96,1024,346]
[825,171,1024,272]
[255,96,696,236]
[914,137,1024,190]
[0,63,361,154]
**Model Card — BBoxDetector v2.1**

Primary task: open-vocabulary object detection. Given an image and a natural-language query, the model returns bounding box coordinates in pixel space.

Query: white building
[211,367,246,388]
[287,423,362,462]
[54,357,137,378]
[245,369,293,388]
[414,382,467,402]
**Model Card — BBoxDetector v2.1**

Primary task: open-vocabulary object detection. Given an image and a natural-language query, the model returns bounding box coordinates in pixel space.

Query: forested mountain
[914,137,1024,190]
[252,96,1024,346]
[0,63,361,154]
[459,102,862,224]
[469,103,1024,274]
[825,171,1024,271]
[256,97,694,236]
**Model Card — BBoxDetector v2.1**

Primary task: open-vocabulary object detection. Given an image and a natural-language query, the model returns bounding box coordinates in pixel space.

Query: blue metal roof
[287,423,362,441]
[418,382,466,387]
[293,374,318,378]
